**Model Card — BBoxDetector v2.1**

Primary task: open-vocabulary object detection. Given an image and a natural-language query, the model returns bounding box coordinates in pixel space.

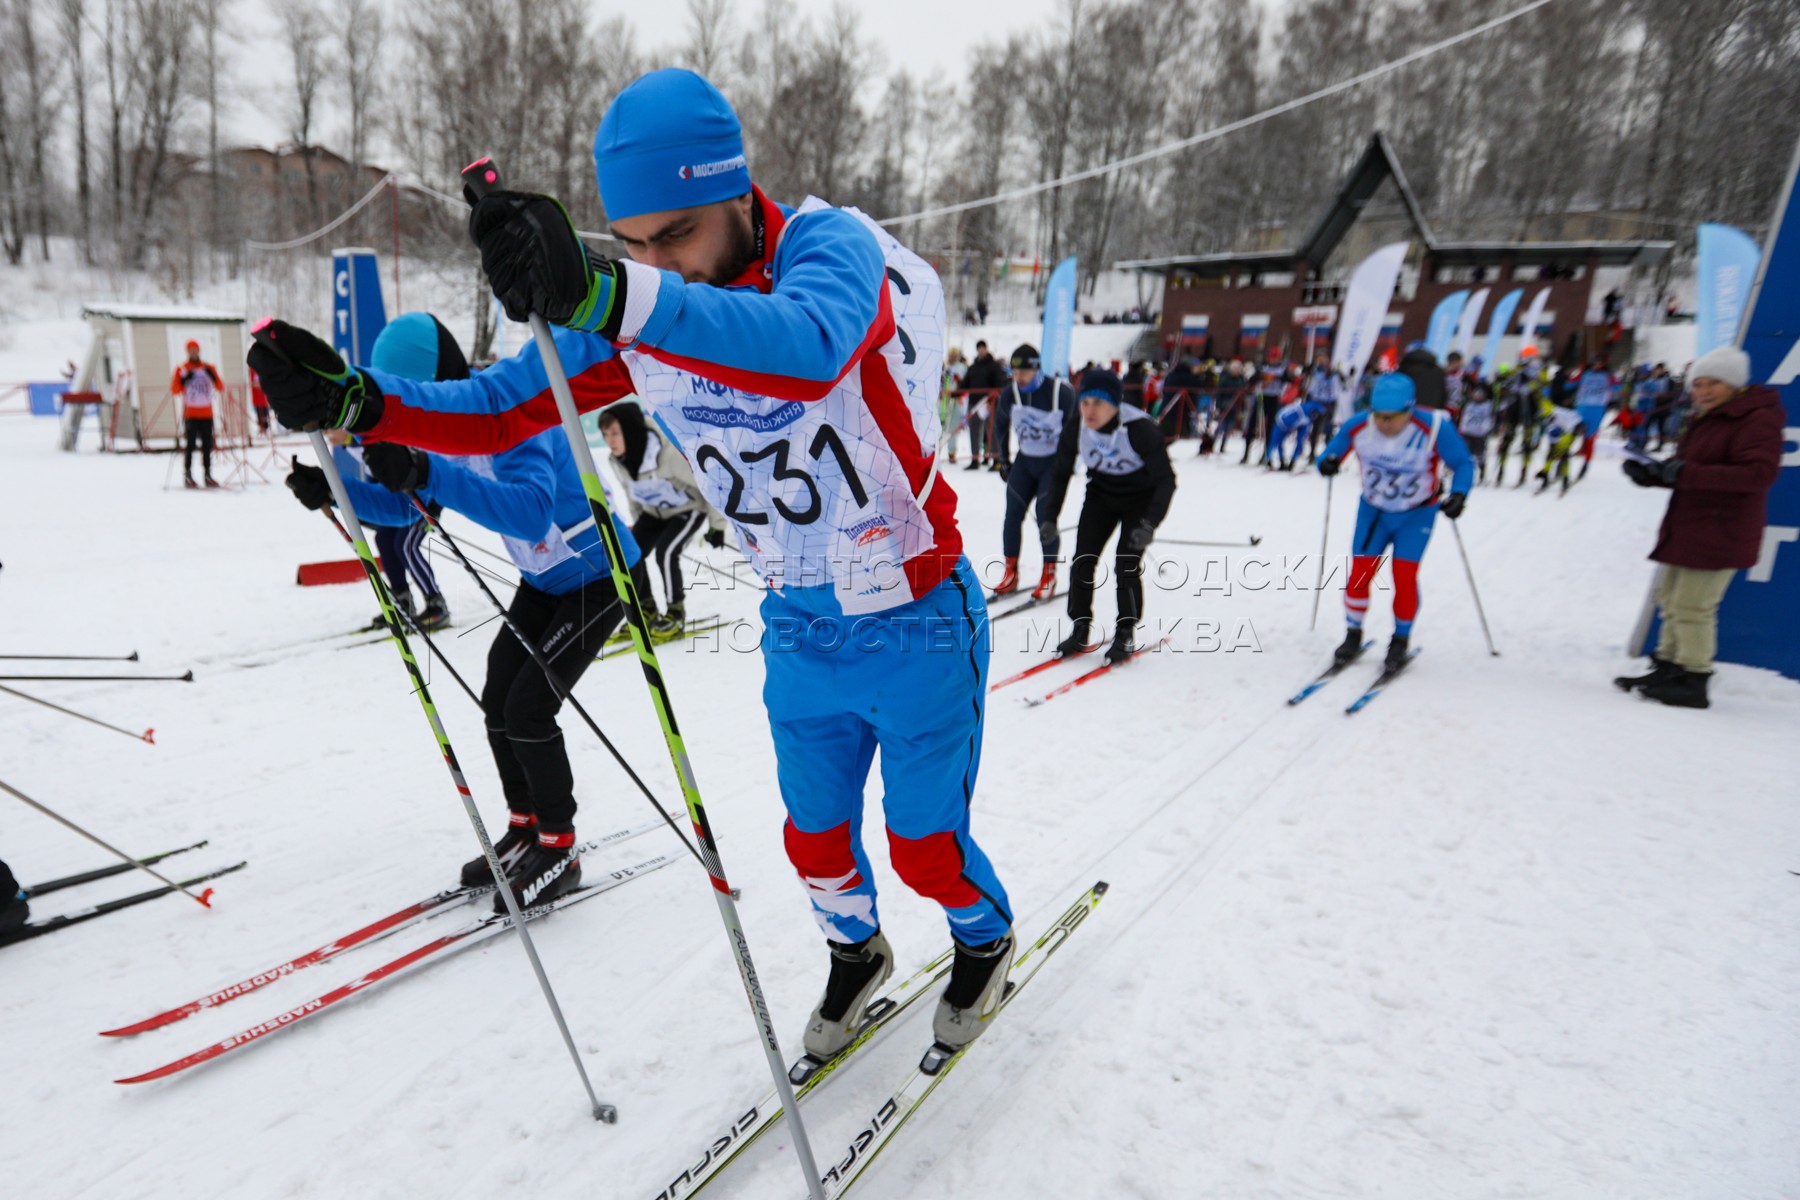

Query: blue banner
[1425,290,1468,361]
[1695,223,1761,359]
[1040,256,1078,381]
[1710,149,1800,679]
[1478,288,1524,379]
[331,248,388,367]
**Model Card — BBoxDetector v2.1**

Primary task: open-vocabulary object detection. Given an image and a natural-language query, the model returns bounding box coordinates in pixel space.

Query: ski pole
[393,496,712,875]
[1157,535,1263,548]
[0,672,193,683]
[0,683,156,744]
[461,156,826,1200]
[1449,520,1500,656]
[0,778,218,907]
[1309,475,1333,630]
[256,328,616,1125]
[0,651,140,662]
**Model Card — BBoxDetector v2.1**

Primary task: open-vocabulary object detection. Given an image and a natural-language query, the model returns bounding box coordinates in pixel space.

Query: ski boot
[650,602,686,641]
[1105,621,1137,665]
[1030,561,1057,602]
[992,557,1020,596]
[494,832,583,914]
[1384,634,1412,671]
[460,812,537,887]
[801,931,895,1063]
[1614,657,1679,693]
[370,590,416,631]
[204,475,222,489]
[1641,670,1710,709]
[416,593,450,631]
[183,476,198,490]
[1055,618,1094,658]
[0,862,27,935]
[929,931,1016,1063]
[1333,627,1366,666]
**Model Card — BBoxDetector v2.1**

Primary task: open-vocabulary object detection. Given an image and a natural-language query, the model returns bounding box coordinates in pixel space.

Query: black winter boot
[1641,670,1711,709]
[460,814,537,887]
[1614,657,1680,693]
[493,835,583,914]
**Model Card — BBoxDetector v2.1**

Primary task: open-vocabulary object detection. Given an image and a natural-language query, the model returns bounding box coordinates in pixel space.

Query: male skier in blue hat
[252,68,1016,1062]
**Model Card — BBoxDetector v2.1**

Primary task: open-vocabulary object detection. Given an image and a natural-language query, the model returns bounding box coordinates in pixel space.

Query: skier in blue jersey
[1316,372,1475,671]
[991,342,1078,600]
[283,313,643,915]
[1263,393,1321,472]
[252,68,1016,1058]
[1571,357,1615,481]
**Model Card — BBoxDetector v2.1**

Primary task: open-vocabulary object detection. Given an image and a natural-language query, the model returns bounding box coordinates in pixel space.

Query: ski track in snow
[1,409,1797,1200]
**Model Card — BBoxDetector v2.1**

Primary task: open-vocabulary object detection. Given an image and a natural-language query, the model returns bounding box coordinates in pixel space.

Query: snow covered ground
[2,406,1796,1200]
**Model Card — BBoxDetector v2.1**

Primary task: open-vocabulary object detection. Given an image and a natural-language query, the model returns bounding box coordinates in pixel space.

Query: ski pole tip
[142,729,156,744]
[180,670,195,682]
[595,1103,618,1124]
[197,888,215,908]
[128,650,140,661]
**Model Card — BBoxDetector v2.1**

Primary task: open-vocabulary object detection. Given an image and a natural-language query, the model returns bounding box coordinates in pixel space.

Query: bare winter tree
[58,0,96,264]
[341,0,383,184]
[683,0,736,87]
[282,0,325,230]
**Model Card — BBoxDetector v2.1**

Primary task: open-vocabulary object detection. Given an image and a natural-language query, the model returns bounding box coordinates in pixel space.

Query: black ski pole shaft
[461,153,824,1200]
[0,651,139,662]
[1158,535,1262,548]
[0,683,156,744]
[0,672,193,683]
[318,511,483,708]
[1449,520,1500,656]
[255,327,615,1124]
[394,497,709,874]
[1309,474,1333,631]
[0,778,218,907]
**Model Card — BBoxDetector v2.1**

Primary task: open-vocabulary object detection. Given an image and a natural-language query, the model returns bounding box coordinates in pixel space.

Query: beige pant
[1653,564,1735,673]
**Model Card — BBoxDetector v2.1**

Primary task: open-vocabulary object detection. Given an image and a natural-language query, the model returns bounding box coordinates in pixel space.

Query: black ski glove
[704,529,725,549]
[248,320,384,433]
[468,191,628,338]
[1439,491,1467,520]
[1623,457,1681,488]
[1124,520,1156,552]
[363,442,429,493]
[1316,454,1341,477]
[285,456,333,511]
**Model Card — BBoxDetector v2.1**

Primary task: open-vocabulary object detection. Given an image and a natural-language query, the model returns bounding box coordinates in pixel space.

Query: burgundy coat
[1650,384,1785,570]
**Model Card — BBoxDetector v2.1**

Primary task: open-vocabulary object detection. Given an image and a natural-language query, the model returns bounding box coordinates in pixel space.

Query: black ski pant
[481,576,624,834]
[183,417,214,480]
[1001,453,1061,559]
[1067,488,1153,634]
[628,509,707,614]
[966,410,989,463]
[1463,433,1489,482]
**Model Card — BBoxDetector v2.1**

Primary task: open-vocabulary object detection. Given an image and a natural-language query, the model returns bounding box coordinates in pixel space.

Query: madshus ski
[649,948,956,1200]
[1022,637,1171,707]
[1344,650,1422,714]
[816,881,1109,1198]
[115,849,678,1084]
[101,816,671,1038]
[1286,641,1373,706]
[1,862,248,949]
[25,840,209,898]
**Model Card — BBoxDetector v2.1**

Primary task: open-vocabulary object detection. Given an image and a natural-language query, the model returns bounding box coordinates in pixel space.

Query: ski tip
[97,1023,150,1038]
[142,729,156,745]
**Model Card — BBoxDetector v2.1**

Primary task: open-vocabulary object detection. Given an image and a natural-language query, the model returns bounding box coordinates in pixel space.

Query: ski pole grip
[460,157,505,204]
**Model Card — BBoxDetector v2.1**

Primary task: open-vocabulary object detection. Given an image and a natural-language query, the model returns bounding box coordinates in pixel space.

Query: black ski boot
[494,834,583,914]
[1384,635,1412,671]
[0,861,27,934]
[1333,627,1366,666]
[370,590,414,632]
[1055,618,1094,658]
[460,814,537,887]
[1614,657,1680,693]
[416,593,450,632]
[1105,621,1137,665]
[932,931,1016,1053]
[1641,670,1710,709]
[802,931,895,1061]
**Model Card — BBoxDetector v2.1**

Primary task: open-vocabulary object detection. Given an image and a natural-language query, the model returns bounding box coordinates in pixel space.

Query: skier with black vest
[1044,368,1176,663]
[991,343,1078,600]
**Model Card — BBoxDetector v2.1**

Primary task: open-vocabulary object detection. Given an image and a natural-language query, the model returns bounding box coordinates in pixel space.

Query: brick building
[1120,134,1672,366]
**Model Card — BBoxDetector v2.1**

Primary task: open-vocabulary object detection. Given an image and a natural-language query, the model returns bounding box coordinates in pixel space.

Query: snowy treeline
[1,0,1796,299]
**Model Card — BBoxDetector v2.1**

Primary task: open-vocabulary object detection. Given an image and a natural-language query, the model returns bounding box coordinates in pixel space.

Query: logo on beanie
[678,153,747,181]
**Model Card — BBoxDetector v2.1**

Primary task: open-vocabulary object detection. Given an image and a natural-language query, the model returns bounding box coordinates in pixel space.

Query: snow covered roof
[81,302,246,323]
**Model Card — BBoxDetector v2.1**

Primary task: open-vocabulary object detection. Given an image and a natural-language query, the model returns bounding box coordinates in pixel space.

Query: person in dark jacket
[961,340,1008,469]
[1398,345,1449,410]
[1614,346,1784,708]
[1044,369,1177,663]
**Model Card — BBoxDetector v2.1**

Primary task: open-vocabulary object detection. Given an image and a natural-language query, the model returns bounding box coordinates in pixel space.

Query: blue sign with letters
[331,248,388,367]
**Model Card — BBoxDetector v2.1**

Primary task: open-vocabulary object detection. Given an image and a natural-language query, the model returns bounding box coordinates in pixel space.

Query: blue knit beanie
[594,69,751,221]
[1370,372,1416,413]
[370,313,469,383]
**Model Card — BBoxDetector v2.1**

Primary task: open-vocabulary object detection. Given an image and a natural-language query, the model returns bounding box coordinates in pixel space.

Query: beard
[700,200,761,287]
